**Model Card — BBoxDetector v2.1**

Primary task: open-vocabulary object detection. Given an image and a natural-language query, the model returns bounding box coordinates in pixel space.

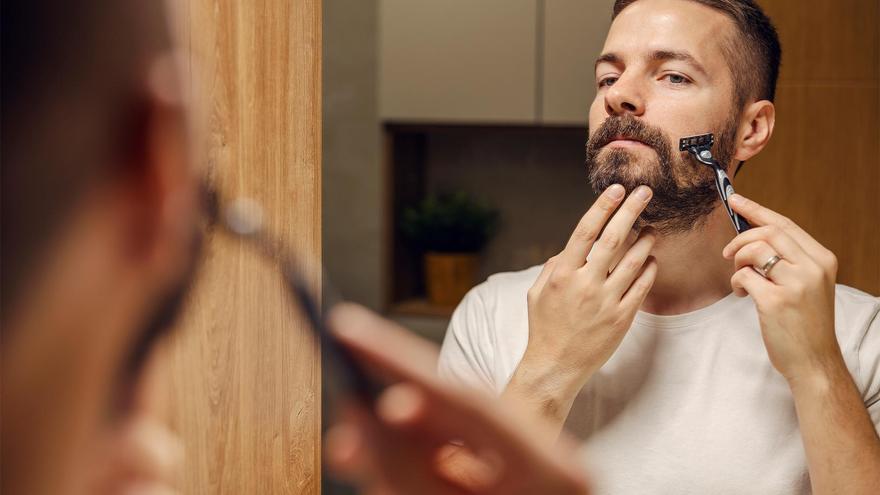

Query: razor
[679,133,750,234]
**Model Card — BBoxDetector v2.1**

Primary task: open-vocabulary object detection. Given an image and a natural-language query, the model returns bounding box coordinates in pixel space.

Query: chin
[592,149,664,189]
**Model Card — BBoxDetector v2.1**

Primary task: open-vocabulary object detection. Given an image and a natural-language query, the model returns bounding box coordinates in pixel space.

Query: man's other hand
[503,184,658,431]
[325,304,591,495]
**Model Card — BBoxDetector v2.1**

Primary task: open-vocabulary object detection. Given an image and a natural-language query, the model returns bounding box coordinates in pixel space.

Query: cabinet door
[380,0,537,123]
[541,0,614,126]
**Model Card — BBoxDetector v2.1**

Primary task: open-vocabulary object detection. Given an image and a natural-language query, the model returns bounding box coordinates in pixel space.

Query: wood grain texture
[737,0,879,294]
[165,1,322,493]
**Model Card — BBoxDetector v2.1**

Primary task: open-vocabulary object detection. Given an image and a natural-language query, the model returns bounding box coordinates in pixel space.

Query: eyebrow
[594,50,709,77]
[650,50,708,77]
[594,52,622,72]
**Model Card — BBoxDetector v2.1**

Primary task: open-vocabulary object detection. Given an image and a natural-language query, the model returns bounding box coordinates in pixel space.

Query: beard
[585,114,738,235]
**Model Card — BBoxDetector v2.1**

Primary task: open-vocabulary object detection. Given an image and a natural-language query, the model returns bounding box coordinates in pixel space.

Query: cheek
[588,98,607,133]
[646,93,725,139]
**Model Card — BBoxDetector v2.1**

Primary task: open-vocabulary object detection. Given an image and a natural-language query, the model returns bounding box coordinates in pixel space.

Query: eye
[598,76,618,88]
[663,73,691,85]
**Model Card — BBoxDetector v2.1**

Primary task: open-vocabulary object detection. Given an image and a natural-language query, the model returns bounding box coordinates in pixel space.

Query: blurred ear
[734,100,775,162]
[120,54,195,272]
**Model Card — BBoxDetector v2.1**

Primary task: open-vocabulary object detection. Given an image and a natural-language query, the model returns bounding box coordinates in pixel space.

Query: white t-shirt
[438,265,880,495]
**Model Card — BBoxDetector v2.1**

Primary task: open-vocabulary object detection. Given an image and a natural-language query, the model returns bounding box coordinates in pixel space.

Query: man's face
[586,0,742,234]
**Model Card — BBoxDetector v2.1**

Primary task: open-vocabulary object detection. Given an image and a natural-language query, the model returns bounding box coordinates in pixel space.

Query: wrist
[510,350,596,403]
[785,353,850,398]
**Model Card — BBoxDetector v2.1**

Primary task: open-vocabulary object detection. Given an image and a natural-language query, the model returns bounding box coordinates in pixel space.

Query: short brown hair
[613,0,781,106]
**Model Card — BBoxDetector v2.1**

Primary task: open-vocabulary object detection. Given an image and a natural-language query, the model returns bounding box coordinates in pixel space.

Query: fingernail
[608,184,625,200]
[635,186,652,201]
[729,194,743,206]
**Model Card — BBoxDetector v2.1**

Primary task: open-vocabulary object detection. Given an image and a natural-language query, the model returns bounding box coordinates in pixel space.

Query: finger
[375,380,567,480]
[728,194,827,258]
[557,184,626,271]
[619,256,658,311]
[730,265,774,298]
[372,388,472,495]
[607,226,641,273]
[586,186,653,279]
[732,240,795,283]
[607,230,657,297]
[329,303,441,386]
[330,399,468,495]
[722,225,807,264]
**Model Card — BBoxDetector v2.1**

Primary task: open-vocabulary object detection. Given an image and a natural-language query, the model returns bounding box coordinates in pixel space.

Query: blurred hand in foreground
[325,304,591,495]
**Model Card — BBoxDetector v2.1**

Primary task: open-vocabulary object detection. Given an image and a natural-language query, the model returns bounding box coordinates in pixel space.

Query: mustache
[586,115,672,156]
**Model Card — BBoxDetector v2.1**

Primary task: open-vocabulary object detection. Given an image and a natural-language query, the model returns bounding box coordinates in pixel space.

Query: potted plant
[401,192,499,307]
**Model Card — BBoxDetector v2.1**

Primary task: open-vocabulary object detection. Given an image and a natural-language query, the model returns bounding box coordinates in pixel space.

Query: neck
[640,206,738,315]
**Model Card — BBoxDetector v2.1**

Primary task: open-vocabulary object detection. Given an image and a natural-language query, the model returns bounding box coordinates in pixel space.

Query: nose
[604,73,645,117]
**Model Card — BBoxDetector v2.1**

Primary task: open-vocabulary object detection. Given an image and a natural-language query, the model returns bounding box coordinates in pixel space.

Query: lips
[604,135,650,148]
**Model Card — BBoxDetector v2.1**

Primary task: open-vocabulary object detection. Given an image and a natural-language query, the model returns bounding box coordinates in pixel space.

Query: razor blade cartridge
[679,133,715,151]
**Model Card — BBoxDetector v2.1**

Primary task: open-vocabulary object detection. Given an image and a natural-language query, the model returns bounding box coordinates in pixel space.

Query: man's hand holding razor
[724,192,880,494]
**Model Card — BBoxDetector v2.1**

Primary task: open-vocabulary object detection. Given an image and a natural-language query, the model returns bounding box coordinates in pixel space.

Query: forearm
[790,357,880,495]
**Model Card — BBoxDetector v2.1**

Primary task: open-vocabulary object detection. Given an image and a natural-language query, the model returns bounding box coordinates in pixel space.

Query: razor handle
[679,134,751,235]
[714,168,750,234]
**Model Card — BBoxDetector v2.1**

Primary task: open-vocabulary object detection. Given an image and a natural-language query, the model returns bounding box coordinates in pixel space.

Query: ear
[734,100,775,162]
[119,54,195,276]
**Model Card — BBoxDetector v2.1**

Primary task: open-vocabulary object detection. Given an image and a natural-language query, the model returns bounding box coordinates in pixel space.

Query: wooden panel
[739,85,879,292]
[738,0,879,294]
[761,0,879,83]
[379,0,537,123]
[165,1,322,493]
[541,0,614,125]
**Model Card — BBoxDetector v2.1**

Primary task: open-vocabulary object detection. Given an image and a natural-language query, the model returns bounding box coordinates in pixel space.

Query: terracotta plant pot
[424,252,479,307]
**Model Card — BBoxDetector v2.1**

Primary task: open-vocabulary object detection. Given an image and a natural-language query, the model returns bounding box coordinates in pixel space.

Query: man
[439,0,880,493]
[1,2,591,494]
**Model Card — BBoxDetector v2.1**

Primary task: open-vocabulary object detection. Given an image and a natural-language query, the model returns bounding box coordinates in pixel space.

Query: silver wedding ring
[756,254,782,278]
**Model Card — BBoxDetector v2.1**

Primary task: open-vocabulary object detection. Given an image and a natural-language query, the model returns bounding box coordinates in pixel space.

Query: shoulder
[438,264,544,390]
[448,264,544,350]
[834,284,880,343]
[834,286,880,414]
[457,264,543,323]
[449,263,542,328]
[477,264,544,303]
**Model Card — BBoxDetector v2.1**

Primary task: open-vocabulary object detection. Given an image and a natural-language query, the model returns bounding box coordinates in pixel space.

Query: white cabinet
[541,0,614,125]
[380,0,537,123]
[379,0,614,125]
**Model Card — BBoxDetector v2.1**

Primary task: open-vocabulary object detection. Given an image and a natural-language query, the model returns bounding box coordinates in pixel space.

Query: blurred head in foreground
[2,1,203,493]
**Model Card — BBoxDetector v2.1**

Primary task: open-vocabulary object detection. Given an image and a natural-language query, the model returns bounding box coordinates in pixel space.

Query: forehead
[603,0,736,72]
